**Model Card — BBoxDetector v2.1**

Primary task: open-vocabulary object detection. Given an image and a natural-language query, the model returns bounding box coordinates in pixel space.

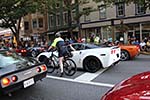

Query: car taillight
[23,50,27,52]
[36,67,41,72]
[21,50,26,52]
[41,65,47,71]
[11,75,18,82]
[2,77,10,86]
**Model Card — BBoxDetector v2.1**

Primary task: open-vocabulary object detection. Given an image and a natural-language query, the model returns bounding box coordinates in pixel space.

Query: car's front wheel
[120,50,130,61]
[83,56,101,73]
[31,50,37,57]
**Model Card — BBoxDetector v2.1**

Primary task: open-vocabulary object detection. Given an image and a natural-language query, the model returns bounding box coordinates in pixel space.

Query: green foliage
[0,0,38,42]
[0,0,37,26]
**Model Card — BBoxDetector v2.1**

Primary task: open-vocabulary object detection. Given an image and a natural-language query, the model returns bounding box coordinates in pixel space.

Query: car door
[71,44,85,67]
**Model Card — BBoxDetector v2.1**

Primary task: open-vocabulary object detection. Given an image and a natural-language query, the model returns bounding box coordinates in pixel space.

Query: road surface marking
[46,75,114,88]
[74,69,107,82]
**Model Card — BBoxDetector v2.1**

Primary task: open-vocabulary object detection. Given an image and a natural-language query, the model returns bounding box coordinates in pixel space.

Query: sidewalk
[140,51,150,55]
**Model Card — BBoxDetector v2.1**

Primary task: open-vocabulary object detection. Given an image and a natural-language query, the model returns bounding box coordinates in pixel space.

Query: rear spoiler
[111,46,120,49]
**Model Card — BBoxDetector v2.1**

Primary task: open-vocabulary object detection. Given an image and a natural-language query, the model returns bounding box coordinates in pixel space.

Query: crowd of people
[130,37,150,52]
[1,33,150,53]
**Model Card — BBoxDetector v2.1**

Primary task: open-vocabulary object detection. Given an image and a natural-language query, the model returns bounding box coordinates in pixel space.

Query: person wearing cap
[48,32,65,76]
[48,32,75,76]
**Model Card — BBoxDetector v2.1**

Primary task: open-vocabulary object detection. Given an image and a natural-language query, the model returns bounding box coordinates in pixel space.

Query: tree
[38,0,93,38]
[0,0,38,45]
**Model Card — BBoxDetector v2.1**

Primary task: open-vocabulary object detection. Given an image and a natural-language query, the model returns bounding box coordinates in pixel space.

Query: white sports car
[37,43,121,73]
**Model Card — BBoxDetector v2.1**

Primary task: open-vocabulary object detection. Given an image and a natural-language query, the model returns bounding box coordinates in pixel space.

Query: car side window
[72,44,84,50]
[85,46,90,49]
[79,44,85,50]
[72,45,79,50]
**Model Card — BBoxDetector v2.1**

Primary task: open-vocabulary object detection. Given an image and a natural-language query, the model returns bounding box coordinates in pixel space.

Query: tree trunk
[68,9,73,38]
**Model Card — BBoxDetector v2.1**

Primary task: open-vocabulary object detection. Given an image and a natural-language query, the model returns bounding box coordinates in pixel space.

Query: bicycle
[45,49,77,76]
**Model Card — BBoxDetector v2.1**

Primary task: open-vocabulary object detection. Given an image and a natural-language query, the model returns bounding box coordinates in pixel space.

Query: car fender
[74,49,104,68]
[37,52,52,61]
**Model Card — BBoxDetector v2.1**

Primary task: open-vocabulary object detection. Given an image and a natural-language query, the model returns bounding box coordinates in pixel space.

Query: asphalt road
[1,54,150,100]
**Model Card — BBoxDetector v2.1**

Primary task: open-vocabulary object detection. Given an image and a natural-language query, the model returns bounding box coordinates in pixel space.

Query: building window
[32,19,37,28]
[56,13,60,26]
[135,3,145,15]
[83,7,91,22]
[72,10,76,24]
[24,21,29,30]
[98,5,106,19]
[38,18,43,28]
[116,2,125,17]
[49,15,54,27]
[63,12,68,25]
[56,2,60,8]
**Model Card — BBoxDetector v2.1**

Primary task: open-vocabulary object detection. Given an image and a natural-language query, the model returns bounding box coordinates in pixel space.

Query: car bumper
[0,72,47,94]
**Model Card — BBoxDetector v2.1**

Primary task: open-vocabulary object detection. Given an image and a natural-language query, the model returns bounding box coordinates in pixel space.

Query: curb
[140,51,150,55]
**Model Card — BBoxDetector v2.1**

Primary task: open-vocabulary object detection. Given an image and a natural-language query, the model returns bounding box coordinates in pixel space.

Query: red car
[15,46,45,57]
[101,71,150,100]
[15,48,27,56]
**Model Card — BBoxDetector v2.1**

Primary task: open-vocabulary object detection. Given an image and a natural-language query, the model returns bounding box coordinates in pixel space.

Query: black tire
[31,50,37,57]
[46,58,55,73]
[146,47,150,52]
[120,50,130,61]
[46,55,58,73]
[39,55,57,73]
[83,56,101,73]
[63,59,77,76]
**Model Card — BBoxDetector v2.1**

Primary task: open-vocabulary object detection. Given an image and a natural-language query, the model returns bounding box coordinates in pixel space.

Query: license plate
[23,78,35,88]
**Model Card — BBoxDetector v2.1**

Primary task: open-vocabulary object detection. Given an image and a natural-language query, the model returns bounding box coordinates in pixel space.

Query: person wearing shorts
[48,32,67,76]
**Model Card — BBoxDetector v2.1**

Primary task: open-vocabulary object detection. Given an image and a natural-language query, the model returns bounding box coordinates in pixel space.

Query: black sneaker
[60,72,64,77]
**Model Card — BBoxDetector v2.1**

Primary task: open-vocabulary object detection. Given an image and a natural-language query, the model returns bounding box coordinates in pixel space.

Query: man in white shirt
[139,40,146,51]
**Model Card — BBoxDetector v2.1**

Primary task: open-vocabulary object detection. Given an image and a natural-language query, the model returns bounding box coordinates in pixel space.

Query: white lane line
[46,75,114,88]
[74,69,107,82]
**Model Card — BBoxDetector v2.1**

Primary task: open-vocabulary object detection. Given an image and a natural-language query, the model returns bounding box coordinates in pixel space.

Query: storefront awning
[0,29,12,36]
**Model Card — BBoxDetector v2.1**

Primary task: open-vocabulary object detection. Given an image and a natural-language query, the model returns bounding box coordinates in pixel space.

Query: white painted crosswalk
[74,69,107,82]
[46,68,114,88]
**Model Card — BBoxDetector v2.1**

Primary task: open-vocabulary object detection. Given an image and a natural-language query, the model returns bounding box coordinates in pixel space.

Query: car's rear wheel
[38,55,55,73]
[83,56,101,73]
[120,50,130,61]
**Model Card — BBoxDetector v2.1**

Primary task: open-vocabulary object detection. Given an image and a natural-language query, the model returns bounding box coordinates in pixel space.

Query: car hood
[102,71,150,100]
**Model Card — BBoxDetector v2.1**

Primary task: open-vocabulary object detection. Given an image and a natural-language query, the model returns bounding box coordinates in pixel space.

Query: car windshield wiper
[15,61,28,68]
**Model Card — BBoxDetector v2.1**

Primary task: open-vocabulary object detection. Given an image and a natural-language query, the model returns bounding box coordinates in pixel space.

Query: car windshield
[0,51,26,67]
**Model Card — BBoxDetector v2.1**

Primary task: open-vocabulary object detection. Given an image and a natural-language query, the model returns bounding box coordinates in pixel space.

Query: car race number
[23,78,35,88]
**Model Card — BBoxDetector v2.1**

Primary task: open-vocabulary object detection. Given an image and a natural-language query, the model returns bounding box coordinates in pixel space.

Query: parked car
[15,46,46,57]
[0,50,47,95]
[101,42,140,61]
[26,46,46,57]
[101,71,150,100]
[119,44,140,61]
[15,47,27,56]
[37,43,120,73]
